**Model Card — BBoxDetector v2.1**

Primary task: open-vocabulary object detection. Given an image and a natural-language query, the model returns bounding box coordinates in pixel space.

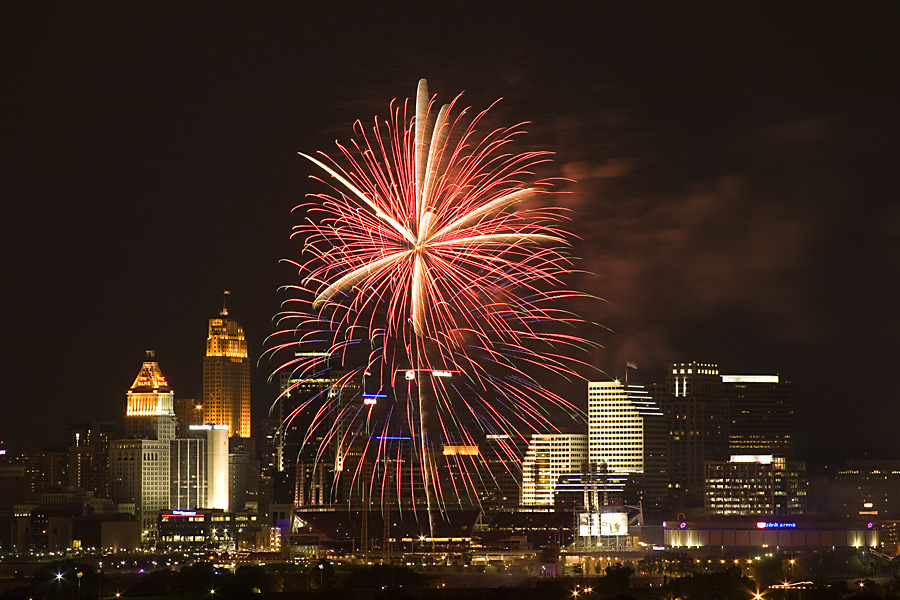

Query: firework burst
[270,80,595,526]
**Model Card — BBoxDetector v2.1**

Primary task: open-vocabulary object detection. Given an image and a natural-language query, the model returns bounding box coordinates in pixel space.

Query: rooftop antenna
[221,290,230,316]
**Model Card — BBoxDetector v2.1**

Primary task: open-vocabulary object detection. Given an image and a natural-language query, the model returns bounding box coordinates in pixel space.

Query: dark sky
[3,5,898,455]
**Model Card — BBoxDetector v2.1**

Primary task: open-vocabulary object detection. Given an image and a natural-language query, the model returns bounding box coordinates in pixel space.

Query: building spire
[221,290,230,316]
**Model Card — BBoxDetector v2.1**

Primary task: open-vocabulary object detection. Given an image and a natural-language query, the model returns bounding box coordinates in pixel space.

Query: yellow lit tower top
[125,350,176,440]
[202,291,251,437]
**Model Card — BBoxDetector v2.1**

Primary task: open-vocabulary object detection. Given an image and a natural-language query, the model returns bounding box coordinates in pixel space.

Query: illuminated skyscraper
[110,351,176,534]
[661,361,728,503]
[202,298,251,438]
[587,380,667,504]
[520,433,587,505]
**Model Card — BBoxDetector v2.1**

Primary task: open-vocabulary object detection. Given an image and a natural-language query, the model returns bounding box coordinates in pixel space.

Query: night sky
[3,5,898,455]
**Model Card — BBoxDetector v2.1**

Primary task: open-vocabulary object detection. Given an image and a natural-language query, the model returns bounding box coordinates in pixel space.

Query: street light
[77,570,83,596]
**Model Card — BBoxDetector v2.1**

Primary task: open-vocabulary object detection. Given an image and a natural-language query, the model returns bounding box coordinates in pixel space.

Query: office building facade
[722,374,794,456]
[521,433,587,505]
[661,361,728,503]
[587,380,667,504]
[203,309,251,438]
[110,351,176,533]
[705,454,806,516]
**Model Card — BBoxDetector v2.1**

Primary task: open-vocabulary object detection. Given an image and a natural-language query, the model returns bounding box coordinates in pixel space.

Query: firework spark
[270,79,594,524]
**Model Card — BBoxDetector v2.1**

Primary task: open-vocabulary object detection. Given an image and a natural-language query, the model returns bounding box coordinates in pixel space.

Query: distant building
[705,454,806,516]
[203,302,251,438]
[169,436,206,511]
[587,381,667,504]
[722,375,794,456]
[109,351,175,534]
[173,397,204,438]
[67,421,116,499]
[168,424,230,512]
[521,434,587,505]
[479,434,528,513]
[830,460,900,519]
[660,361,728,503]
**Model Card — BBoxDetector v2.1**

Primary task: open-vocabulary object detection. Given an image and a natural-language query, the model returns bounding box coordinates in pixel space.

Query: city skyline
[3,5,899,454]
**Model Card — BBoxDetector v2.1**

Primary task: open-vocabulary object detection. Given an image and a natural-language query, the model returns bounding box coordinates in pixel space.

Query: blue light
[371,435,412,440]
[756,521,796,529]
[362,394,388,398]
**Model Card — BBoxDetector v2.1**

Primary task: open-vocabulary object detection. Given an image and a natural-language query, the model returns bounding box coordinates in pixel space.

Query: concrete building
[661,361,728,503]
[109,351,176,534]
[705,454,806,516]
[67,421,116,499]
[521,434,587,506]
[587,380,667,504]
[722,374,794,456]
[203,302,251,438]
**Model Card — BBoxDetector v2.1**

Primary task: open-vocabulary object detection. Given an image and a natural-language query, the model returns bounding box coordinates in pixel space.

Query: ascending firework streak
[271,79,593,538]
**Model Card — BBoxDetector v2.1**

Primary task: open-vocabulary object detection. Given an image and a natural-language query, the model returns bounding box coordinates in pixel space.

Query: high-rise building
[173,397,204,438]
[124,351,176,440]
[168,424,231,512]
[587,381,667,504]
[478,434,529,513]
[67,421,116,498]
[661,361,728,503]
[169,437,206,511]
[202,302,251,438]
[705,454,806,516]
[520,433,587,505]
[109,351,176,534]
[722,375,794,456]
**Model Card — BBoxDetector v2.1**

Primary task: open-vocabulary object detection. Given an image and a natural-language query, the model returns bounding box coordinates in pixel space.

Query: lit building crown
[126,350,175,417]
[206,318,248,359]
[129,350,170,392]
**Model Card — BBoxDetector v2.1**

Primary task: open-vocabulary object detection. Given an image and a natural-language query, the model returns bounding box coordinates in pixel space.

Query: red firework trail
[268,79,596,521]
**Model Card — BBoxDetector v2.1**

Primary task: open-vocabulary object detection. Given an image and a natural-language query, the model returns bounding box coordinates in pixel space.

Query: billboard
[601,512,628,536]
[578,512,629,537]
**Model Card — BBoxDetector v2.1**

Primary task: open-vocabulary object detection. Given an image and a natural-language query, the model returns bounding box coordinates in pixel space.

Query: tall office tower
[229,437,258,511]
[521,433,588,505]
[478,434,529,513]
[173,397,204,438]
[110,351,176,533]
[168,424,230,512]
[203,303,251,438]
[662,361,728,503]
[125,351,176,440]
[705,454,806,516]
[587,381,668,504]
[193,424,230,511]
[276,366,363,506]
[67,421,116,498]
[722,375,794,456]
[169,437,206,510]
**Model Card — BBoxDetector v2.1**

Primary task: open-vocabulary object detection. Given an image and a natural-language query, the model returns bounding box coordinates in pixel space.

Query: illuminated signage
[431,370,453,378]
[731,455,774,464]
[756,521,796,529]
[485,434,508,439]
[171,510,197,516]
[363,393,385,406]
[721,375,779,383]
